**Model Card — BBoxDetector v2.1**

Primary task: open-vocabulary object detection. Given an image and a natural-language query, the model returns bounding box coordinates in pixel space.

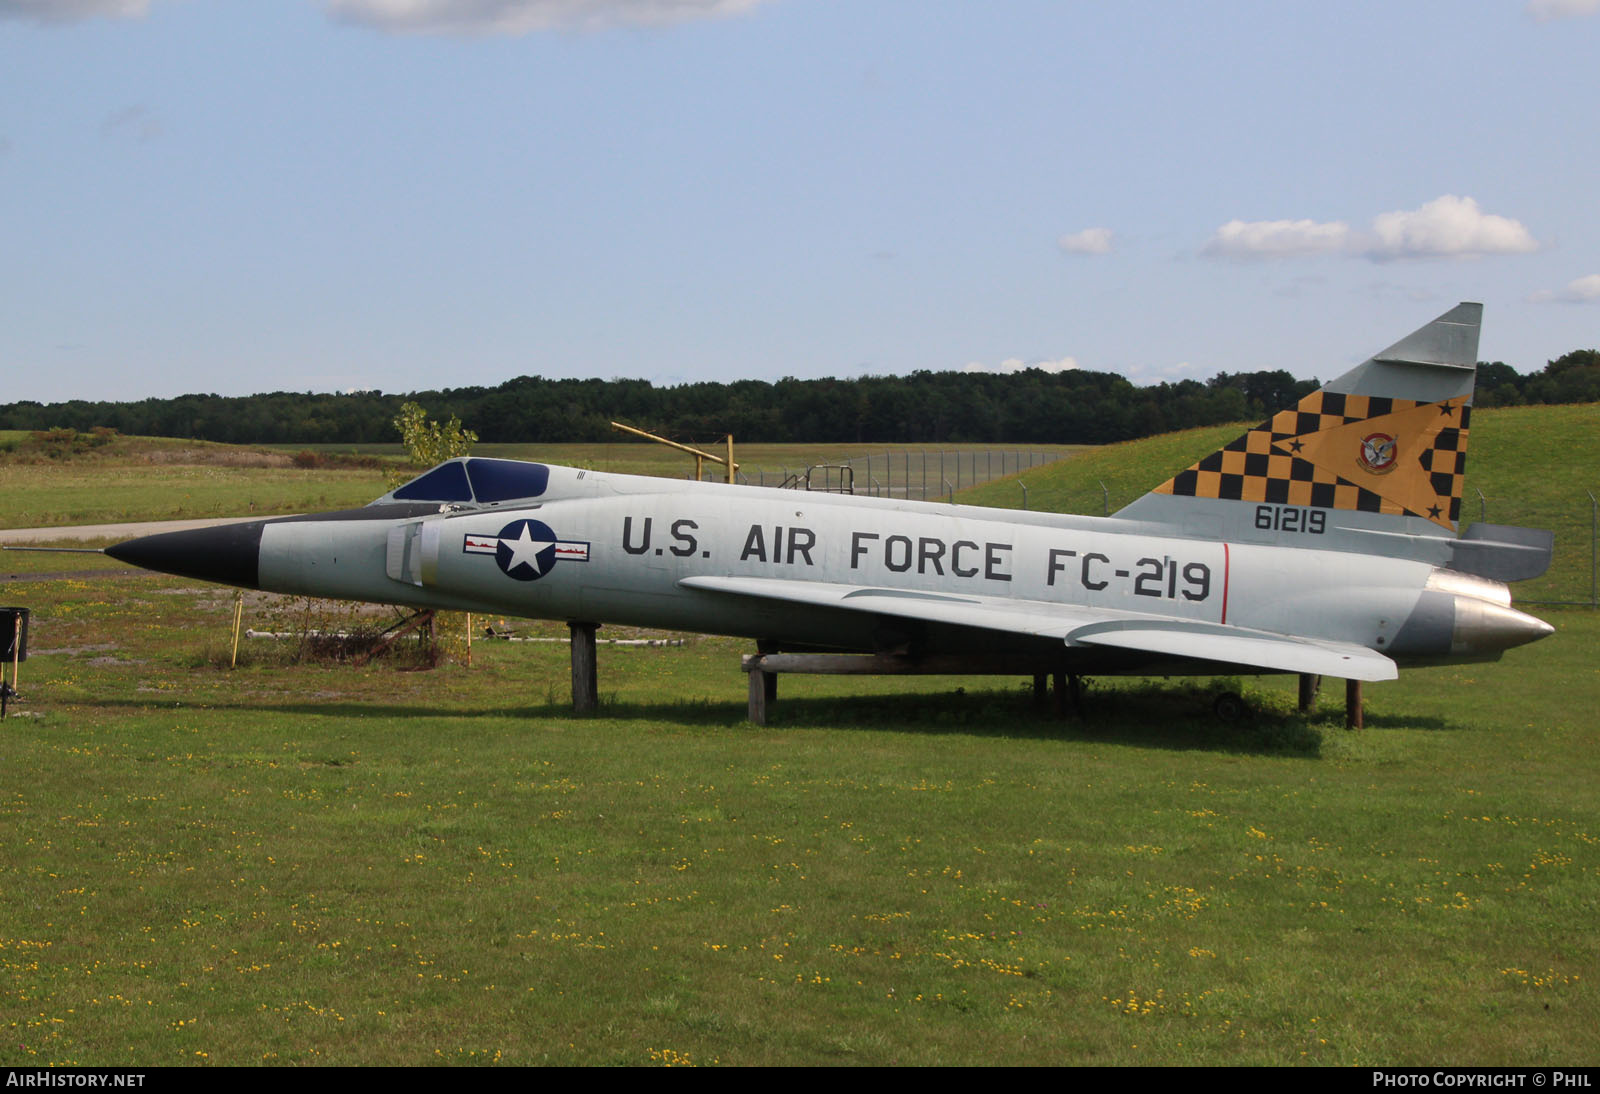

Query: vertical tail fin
[1117,303,1481,544]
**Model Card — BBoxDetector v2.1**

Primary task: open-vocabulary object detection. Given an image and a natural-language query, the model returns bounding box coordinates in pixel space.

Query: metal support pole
[1020,482,1028,510]
[230,590,243,669]
[1345,679,1363,729]
[1100,480,1109,517]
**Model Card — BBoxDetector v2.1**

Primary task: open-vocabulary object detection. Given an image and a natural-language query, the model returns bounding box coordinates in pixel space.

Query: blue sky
[3,0,1597,404]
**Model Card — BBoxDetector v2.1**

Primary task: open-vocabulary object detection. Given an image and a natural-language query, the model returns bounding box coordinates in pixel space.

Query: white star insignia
[502,523,554,575]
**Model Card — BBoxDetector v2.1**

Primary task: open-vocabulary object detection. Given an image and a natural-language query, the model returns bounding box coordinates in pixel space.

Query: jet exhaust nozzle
[1450,596,1554,656]
[1392,568,1554,661]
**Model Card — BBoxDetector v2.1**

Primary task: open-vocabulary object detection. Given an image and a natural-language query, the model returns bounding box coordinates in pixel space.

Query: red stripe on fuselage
[1221,542,1231,625]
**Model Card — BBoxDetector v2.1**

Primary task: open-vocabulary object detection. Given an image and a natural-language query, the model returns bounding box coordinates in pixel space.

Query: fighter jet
[106,303,1553,686]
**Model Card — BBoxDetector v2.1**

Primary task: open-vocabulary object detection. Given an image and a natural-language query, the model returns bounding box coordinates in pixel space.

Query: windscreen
[466,459,551,503]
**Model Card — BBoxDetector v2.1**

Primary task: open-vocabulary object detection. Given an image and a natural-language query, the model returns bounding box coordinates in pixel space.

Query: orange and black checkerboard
[1156,390,1470,528]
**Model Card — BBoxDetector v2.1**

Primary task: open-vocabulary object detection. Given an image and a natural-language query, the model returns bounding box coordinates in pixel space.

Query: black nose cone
[105,521,266,590]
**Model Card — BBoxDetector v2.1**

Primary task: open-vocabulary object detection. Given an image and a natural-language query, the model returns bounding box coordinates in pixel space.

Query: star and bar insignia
[463,519,590,582]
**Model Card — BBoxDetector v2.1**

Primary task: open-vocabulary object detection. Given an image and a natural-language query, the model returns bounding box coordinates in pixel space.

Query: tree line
[2,350,1594,447]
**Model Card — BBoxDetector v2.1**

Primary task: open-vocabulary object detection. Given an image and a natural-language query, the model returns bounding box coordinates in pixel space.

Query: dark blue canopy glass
[391,459,551,504]
[391,461,472,502]
[466,459,551,503]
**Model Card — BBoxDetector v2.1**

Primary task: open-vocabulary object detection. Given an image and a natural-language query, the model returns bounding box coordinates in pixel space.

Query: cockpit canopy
[387,458,550,506]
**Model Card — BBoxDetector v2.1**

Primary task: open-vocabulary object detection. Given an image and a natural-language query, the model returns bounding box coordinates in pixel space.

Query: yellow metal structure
[609,421,738,484]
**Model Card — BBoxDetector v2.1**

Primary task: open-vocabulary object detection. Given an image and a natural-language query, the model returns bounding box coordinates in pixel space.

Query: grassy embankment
[0,409,1595,1065]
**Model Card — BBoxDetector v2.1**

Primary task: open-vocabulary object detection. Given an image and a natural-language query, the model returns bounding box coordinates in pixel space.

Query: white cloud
[962,356,1080,375]
[1203,195,1538,262]
[0,0,148,21]
[1527,0,1599,20]
[1057,227,1113,255]
[1565,274,1600,300]
[1123,361,1195,383]
[323,0,767,35]
[1202,218,1350,259]
[1530,274,1600,303]
[1366,194,1538,260]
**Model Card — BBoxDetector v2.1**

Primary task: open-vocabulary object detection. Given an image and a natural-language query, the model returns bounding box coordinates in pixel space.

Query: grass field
[1,411,1596,1066]
[1,569,1595,1066]
[1,438,1075,529]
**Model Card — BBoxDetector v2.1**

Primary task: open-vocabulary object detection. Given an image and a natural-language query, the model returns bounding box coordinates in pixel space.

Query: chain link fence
[735,448,1069,502]
[1473,491,1598,608]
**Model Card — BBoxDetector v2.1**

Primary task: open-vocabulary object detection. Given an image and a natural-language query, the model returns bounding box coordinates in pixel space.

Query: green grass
[1463,405,1600,604]
[1,563,1595,1066]
[0,464,392,528]
[2,439,1076,529]
[0,435,391,527]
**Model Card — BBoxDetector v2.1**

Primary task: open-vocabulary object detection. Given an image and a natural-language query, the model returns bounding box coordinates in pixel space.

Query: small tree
[386,404,478,669]
[389,402,477,488]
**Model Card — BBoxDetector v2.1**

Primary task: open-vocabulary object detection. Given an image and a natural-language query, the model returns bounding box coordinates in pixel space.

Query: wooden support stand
[353,609,435,667]
[569,621,599,714]
[742,651,1076,725]
[1345,678,1363,729]
[747,663,772,725]
[1298,673,1322,713]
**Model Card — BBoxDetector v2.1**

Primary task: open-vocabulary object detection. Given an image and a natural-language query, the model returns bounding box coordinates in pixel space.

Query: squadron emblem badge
[1357,432,1398,475]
